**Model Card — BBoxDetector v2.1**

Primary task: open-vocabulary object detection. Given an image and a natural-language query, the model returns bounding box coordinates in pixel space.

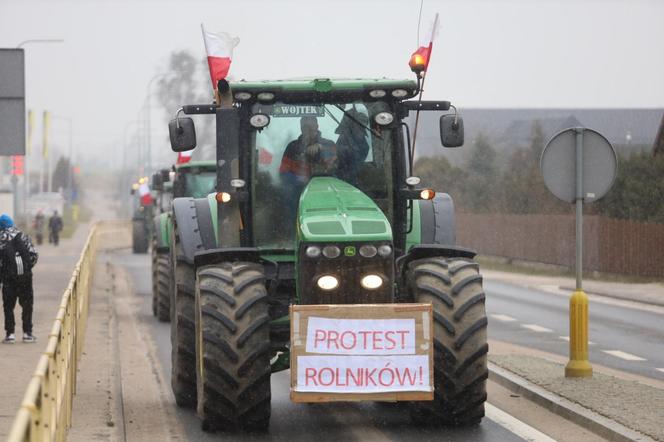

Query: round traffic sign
[540,127,617,203]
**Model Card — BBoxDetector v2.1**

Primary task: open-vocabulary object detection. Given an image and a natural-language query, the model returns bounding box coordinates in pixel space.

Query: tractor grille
[298,242,394,305]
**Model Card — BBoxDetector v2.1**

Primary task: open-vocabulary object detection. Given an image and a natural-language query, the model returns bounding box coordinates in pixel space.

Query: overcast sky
[1,0,663,168]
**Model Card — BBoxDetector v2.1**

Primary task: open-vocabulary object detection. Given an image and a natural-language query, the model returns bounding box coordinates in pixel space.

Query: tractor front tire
[195,262,271,432]
[170,226,197,407]
[155,252,171,322]
[407,257,488,426]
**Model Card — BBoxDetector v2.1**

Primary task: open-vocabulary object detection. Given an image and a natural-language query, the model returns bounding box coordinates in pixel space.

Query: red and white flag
[411,12,440,71]
[138,181,153,206]
[177,150,193,164]
[201,24,239,89]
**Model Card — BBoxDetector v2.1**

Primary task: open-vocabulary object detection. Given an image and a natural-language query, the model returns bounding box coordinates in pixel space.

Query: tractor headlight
[234,92,252,101]
[317,275,339,291]
[369,89,386,98]
[257,92,275,101]
[322,245,341,259]
[374,112,394,126]
[359,245,377,258]
[305,246,321,258]
[377,245,392,257]
[361,274,383,290]
[250,114,270,128]
[391,89,408,98]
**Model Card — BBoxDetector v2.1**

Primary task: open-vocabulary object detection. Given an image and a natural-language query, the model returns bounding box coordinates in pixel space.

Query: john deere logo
[344,246,356,257]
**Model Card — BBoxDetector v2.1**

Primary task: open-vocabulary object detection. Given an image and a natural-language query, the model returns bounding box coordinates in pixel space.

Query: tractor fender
[419,192,456,246]
[172,197,217,265]
[153,212,171,253]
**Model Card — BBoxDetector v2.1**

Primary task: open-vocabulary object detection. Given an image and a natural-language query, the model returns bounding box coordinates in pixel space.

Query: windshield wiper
[328,104,383,139]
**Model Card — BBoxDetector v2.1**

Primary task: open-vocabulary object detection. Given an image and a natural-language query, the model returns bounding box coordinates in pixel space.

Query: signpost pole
[566,128,593,378]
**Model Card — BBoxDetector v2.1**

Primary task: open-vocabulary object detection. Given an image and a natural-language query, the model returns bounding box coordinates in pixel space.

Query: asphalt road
[485,279,664,380]
[116,252,540,442]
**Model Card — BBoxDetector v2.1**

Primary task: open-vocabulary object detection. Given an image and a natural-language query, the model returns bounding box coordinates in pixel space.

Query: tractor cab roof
[230,78,419,102]
[175,160,216,172]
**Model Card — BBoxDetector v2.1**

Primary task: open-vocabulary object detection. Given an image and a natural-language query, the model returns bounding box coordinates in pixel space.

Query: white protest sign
[290,304,433,402]
[305,317,416,355]
[296,355,430,393]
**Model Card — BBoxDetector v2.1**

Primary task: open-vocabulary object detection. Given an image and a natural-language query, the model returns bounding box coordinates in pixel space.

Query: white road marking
[656,368,664,373]
[602,350,647,361]
[485,403,556,442]
[491,314,517,322]
[558,336,595,345]
[521,324,553,333]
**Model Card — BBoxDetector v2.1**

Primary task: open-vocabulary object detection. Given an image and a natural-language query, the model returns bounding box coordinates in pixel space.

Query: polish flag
[410,12,440,71]
[138,182,153,206]
[201,25,240,89]
[177,150,193,164]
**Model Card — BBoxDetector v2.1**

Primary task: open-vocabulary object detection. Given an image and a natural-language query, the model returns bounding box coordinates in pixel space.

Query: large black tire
[170,225,197,407]
[407,257,488,426]
[156,253,171,322]
[132,219,149,254]
[195,262,271,432]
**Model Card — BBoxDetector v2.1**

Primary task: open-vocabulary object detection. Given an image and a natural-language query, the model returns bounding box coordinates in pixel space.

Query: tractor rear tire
[170,226,197,407]
[156,253,171,322]
[132,220,148,254]
[195,263,271,432]
[407,257,488,426]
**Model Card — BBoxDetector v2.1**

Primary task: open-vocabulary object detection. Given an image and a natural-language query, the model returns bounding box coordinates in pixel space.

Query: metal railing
[7,223,102,442]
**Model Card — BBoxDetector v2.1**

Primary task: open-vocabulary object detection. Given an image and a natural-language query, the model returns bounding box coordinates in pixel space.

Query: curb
[488,363,655,442]
[558,285,664,308]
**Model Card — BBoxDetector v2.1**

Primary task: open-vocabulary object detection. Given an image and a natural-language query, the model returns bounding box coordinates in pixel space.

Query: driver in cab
[279,116,337,189]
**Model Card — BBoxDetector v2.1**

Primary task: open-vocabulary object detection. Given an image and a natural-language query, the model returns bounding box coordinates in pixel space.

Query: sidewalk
[489,346,664,441]
[483,268,664,306]
[0,220,93,440]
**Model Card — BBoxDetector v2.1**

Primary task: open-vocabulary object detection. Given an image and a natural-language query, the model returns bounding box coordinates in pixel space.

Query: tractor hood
[297,177,392,242]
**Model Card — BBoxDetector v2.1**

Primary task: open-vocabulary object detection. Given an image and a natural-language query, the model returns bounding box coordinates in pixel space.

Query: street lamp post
[52,115,73,199]
[145,73,165,173]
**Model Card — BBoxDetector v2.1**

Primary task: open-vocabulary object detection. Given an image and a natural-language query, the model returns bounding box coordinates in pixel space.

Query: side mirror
[440,114,464,148]
[169,117,197,152]
[152,172,163,191]
[161,168,171,183]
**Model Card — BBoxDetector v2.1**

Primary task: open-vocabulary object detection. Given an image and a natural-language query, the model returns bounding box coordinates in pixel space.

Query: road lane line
[521,324,553,333]
[558,336,595,345]
[602,350,647,361]
[656,368,664,373]
[485,403,556,442]
[491,314,517,322]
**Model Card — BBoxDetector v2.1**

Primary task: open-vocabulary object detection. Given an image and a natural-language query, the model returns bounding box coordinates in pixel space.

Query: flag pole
[409,13,438,168]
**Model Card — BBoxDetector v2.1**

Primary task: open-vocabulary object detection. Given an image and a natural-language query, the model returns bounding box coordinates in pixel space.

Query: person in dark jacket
[48,210,63,246]
[0,214,39,343]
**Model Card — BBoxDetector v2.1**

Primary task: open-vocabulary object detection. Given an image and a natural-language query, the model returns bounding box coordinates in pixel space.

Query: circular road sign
[540,127,617,203]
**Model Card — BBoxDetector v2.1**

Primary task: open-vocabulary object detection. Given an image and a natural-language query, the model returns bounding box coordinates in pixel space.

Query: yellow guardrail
[6,222,109,442]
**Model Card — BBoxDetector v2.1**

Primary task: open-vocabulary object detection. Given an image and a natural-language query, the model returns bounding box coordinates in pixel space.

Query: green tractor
[151,162,217,321]
[167,78,487,431]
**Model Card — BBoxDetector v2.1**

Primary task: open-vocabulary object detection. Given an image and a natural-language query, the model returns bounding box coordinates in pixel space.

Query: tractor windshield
[251,101,394,248]
[185,171,216,198]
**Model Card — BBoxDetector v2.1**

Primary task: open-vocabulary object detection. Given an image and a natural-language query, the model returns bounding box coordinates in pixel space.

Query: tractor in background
[150,161,216,321]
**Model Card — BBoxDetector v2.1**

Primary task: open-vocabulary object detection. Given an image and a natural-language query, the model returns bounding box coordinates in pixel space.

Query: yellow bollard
[565,289,593,377]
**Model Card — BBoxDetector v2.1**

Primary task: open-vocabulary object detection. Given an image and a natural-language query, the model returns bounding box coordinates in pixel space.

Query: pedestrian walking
[33,210,45,245]
[48,210,63,246]
[0,214,39,344]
